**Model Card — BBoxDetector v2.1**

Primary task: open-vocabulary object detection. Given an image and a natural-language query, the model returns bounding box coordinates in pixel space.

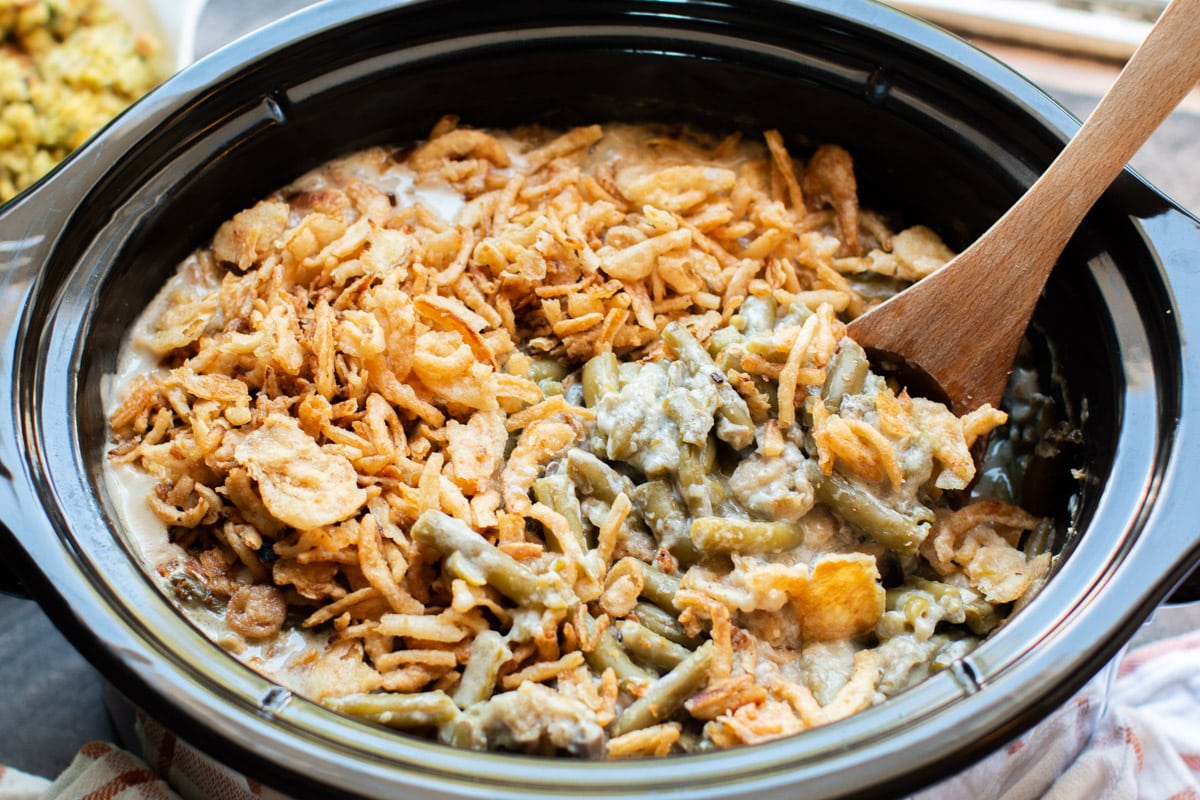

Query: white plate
[106,0,204,71]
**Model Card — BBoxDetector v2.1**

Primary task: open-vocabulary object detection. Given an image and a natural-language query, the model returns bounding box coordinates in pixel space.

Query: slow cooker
[2,1,1199,797]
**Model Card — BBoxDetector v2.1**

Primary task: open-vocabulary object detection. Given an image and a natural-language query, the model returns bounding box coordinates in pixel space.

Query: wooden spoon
[845,0,1200,414]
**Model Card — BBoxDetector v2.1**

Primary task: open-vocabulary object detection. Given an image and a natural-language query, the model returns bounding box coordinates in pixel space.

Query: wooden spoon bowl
[846,0,1200,414]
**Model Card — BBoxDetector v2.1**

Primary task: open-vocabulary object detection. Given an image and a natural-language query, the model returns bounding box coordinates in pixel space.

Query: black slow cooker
[2,1,1199,797]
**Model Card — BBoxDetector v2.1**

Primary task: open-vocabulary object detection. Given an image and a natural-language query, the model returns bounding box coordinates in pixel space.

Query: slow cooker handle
[0,552,25,597]
[0,180,74,599]
[1170,570,1200,605]
[1141,203,1200,607]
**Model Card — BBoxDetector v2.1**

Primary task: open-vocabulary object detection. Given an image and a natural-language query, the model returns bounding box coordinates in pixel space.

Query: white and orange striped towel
[0,742,177,800]
[916,629,1200,800]
[4,629,1200,800]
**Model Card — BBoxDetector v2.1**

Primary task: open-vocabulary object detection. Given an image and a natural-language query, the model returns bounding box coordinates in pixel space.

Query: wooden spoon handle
[990,0,1200,271]
[847,0,1200,413]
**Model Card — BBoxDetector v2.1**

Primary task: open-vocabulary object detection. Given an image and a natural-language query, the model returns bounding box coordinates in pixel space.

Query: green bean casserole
[105,120,1057,758]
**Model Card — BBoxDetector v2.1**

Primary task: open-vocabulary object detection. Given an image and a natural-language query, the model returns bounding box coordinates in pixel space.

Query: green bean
[713,348,743,376]
[741,337,782,357]
[605,409,641,461]
[891,589,940,640]
[707,326,744,358]
[701,436,718,471]
[908,577,961,602]
[616,618,692,671]
[613,640,714,736]
[534,474,590,552]
[882,586,905,611]
[602,362,670,461]
[963,597,1001,635]
[582,351,620,407]
[689,516,806,554]
[905,578,964,624]
[677,442,715,518]
[665,368,714,447]
[444,550,487,586]
[632,602,705,648]
[930,636,976,672]
[324,690,460,729]
[676,730,704,754]
[630,480,698,565]
[709,323,748,376]
[776,302,814,329]
[821,338,869,410]
[914,579,977,628]
[896,577,998,635]
[737,294,777,337]
[584,620,656,689]
[566,448,635,504]
[564,378,587,410]
[452,631,510,708]
[633,561,682,612]
[412,510,574,610]
[1024,517,1056,558]
[528,357,569,384]
[901,592,933,621]
[662,322,755,450]
[806,462,929,556]
[565,449,660,560]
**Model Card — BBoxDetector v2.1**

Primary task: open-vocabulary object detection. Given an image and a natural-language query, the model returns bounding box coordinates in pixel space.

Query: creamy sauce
[100,318,176,569]
[101,461,183,567]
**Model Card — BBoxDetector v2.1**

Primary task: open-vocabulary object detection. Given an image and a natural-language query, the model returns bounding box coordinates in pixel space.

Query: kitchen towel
[914,628,1200,800]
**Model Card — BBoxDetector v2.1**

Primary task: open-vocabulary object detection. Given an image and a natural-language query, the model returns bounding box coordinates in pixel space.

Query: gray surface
[0,595,116,776]
[193,0,315,59]
[1055,90,1200,214]
[3,0,1200,782]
